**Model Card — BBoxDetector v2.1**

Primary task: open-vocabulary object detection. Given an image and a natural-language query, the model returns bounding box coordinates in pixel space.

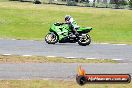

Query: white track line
[85,58,97,60]
[99,43,109,44]
[2,54,12,56]
[112,44,127,46]
[22,55,32,57]
[46,56,56,58]
[112,59,123,61]
[11,39,16,40]
[65,57,76,59]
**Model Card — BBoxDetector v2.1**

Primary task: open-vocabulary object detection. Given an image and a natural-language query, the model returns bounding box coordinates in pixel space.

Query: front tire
[45,32,58,44]
[78,34,91,46]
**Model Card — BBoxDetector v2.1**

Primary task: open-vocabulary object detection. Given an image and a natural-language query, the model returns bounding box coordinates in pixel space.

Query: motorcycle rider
[65,15,79,36]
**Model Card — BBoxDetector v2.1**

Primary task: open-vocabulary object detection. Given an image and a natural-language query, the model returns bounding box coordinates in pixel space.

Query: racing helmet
[65,15,71,21]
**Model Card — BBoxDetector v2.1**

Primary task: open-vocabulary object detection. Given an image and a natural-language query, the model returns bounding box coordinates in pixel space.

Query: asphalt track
[0,39,132,80]
[0,39,132,62]
[0,63,132,80]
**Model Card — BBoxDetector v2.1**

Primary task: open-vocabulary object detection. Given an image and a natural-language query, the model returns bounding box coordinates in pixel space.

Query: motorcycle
[45,22,93,46]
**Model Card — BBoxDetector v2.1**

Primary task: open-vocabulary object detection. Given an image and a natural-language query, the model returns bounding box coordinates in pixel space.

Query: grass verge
[0,55,116,63]
[0,2,132,44]
[0,80,131,88]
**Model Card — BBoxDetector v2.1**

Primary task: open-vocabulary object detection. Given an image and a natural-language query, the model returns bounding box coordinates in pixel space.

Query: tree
[128,0,132,8]
[110,0,128,9]
[97,0,100,3]
[114,0,120,8]
[110,0,115,3]
[103,0,108,8]
[66,0,77,6]
[103,0,108,4]
[110,0,119,8]
[49,0,53,4]
[93,0,96,7]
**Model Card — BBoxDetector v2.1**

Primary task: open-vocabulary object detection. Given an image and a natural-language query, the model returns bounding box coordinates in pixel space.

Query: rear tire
[45,32,58,44]
[78,34,91,46]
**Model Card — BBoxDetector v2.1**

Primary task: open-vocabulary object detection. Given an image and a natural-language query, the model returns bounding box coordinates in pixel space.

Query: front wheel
[45,32,58,44]
[78,34,91,46]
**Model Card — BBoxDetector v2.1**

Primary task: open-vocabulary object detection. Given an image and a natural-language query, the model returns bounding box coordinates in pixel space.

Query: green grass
[0,1,132,44]
[0,80,131,88]
[0,55,116,63]
[0,0,8,2]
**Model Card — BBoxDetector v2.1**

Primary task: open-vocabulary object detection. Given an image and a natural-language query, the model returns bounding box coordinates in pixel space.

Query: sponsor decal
[76,65,131,85]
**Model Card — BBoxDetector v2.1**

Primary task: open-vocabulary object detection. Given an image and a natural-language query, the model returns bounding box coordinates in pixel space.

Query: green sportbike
[45,22,93,46]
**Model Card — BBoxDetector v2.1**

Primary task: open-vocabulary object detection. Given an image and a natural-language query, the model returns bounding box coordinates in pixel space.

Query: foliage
[118,0,128,5]
[67,0,77,6]
[110,0,128,8]
[129,0,132,8]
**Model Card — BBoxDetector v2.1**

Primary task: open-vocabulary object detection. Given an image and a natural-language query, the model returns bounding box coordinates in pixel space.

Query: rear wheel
[45,32,58,44]
[78,34,91,46]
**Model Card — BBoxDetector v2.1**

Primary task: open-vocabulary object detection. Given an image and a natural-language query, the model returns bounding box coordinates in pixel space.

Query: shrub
[129,0,132,8]
[118,0,128,5]
[67,0,77,6]
[110,0,128,9]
